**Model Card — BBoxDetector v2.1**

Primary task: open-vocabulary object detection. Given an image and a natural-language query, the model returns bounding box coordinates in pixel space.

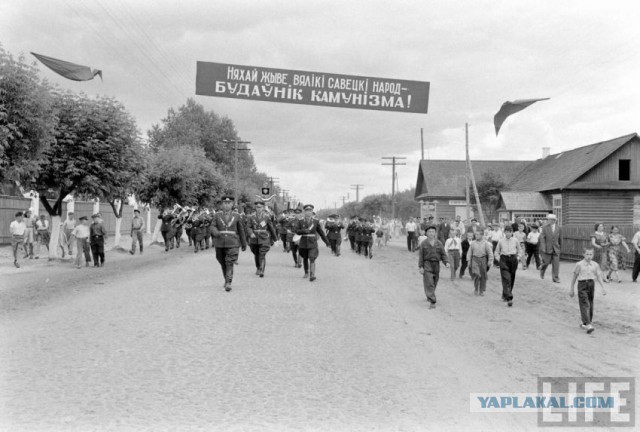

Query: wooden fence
[0,196,160,245]
[561,224,637,268]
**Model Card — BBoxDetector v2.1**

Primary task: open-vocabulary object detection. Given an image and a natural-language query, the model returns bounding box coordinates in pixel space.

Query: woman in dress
[514,222,527,269]
[607,226,630,283]
[591,223,610,281]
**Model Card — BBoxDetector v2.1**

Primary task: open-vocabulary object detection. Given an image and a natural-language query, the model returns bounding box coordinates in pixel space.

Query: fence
[561,224,636,268]
[0,196,160,245]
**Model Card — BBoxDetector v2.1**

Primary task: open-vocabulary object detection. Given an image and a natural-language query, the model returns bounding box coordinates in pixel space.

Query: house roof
[415,160,531,200]
[497,192,552,211]
[564,180,640,190]
[507,133,638,192]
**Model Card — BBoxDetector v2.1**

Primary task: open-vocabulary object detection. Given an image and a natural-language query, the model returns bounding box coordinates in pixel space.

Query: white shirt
[444,237,461,252]
[36,219,49,230]
[10,220,26,236]
[632,231,640,250]
[527,231,540,245]
[405,222,417,233]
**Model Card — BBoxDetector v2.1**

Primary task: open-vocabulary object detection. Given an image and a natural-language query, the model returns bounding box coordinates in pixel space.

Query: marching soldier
[160,209,176,252]
[277,211,290,252]
[246,200,278,277]
[361,219,376,259]
[295,204,330,281]
[346,216,358,252]
[287,208,303,268]
[210,196,247,291]
[325,214,344,256]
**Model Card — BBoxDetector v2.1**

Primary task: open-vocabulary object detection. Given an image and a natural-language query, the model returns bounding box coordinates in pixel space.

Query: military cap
[15,211,23,217]
[79,216,88,221]
[303,204,314,210]
[220,196,234,203]
[294,208,302,214]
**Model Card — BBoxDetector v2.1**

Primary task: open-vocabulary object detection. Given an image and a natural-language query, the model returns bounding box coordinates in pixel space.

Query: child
[459,231,474,278]
[513,222,527,269]
[418,225,449,309]
[570,247,606,334]
[444,229,461,281]
[375,227,384,248]
[466,228,493,296]
[494,226,522,307]
[525,224,541,270]
[9,212,26,268]
[71,216,92,268]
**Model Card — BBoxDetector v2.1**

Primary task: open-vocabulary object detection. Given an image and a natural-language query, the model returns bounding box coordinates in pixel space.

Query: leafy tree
[0,46,56,185]
[471,172,507,222]
[22,91,142,259]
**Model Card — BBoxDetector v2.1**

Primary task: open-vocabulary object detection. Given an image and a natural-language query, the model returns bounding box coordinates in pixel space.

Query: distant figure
[129,209,145,255]
[539,214,562,283]
[9,212,26,268]
[606,226,630,283]
[35,214,50,258]
[89,213,107,267]
[71,216,92,268]
[570,247,606,334]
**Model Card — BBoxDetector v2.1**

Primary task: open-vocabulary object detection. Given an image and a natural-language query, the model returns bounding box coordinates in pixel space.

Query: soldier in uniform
[361,219,376,259]
[325,214,344,256]
[277,211,289,252]
[346,216,358,252]
[246,201,278,277]
[160,209,176,252]
[210,196,247,291]
[295,204,329,281]
[287,208,303,268]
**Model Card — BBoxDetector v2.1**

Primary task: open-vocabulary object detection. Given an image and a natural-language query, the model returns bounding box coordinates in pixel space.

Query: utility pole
[340,195,348,207]
[421,127,424,160]
[223,139,251,205]
[466,123,485,227]
[350,184,364,202]
[281,189,289,207]
[381,156,406,219]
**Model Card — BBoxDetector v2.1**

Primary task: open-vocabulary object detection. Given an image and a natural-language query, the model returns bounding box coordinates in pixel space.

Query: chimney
[542,147,550,158]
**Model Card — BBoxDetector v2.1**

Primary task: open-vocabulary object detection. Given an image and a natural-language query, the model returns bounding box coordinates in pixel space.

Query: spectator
[71,216,91,268]
[525,223,541,270]
[459,231,473,278]
[35,214,50,258]
[62,212,76,257]
[539,214,562,283]
[9,211,26,268]
[22,209,36,259]
[129,209,145,255]
[632,226,640,283]
[606,226,630,283]
[590,223,609,280]
[405,217,418,252]
[444,229,461,281]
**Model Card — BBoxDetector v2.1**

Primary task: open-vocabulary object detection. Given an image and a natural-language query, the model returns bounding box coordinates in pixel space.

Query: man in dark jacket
[210,196,247,291]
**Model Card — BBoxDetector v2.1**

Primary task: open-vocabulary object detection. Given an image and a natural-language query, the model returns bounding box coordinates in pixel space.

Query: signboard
[449,200,467,206]
[261,187,270,195]
[196,62,430,114]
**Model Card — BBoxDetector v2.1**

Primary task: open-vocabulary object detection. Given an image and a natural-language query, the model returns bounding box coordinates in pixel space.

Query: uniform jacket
[325,221,344,240]
[246,211,278,245]
[295,217,329,249]
[210,211,247,249]
[539,223,562,254]
[346,221,358,237]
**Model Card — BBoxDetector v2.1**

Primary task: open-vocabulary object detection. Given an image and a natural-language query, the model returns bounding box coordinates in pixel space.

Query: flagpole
[466,123,485,227]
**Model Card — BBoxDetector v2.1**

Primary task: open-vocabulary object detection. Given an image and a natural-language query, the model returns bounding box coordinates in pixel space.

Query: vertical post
[234,141,238,205]
[391,157,396,219]
[466,123,485,227]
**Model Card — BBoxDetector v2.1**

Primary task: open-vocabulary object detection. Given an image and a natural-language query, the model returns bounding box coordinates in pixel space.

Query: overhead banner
[196,61,429,114]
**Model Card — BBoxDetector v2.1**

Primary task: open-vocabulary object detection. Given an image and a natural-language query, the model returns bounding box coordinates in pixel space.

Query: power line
[381,157,406,219]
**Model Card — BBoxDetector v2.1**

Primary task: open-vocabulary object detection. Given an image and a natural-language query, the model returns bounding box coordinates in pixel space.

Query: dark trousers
[632,251,640,282]
[525,242,540,268]
[131,229,143,253]
[360,240,370,257]
[298,247,318,272]
[161,231,174,250]
[249,243,270,270]
[280,234,288,250]
[460,256,468,277]
[422,261,440,304]
[491,240,499,266]
[577,280,595,325]
[90,236,105,265]
[215,247,239,283]
[290,243,300,265]
[329,238,340,254]
[541,252,560,280]
[348,235,356,251]
[407,232,417,251]
[11,236,24,262]
[499,255,518,301]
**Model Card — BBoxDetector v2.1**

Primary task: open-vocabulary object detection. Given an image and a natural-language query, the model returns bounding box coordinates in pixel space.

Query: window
[619,159,631,181]
[552,194,562,225]
[512,212,550,224]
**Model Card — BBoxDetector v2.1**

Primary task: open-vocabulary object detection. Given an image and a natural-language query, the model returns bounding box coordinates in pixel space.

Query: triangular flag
[31,52,102,82]
[494,98,549,136]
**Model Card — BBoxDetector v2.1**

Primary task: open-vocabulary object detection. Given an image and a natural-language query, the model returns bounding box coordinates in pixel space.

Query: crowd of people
[407,213,640,334]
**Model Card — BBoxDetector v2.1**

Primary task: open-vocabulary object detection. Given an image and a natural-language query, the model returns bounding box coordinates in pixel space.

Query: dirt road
[1,237,638,431]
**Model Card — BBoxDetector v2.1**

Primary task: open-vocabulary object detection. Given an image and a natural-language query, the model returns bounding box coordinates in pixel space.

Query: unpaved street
[1,238,639,431]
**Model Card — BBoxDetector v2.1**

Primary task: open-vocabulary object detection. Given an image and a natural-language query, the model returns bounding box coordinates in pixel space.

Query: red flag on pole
[31,52,102,82]
[494,98,549,136]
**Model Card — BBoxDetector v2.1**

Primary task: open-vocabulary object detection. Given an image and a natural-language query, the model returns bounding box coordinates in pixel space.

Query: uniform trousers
[422,260,441,304]
[216,247,239,282]
[90,235,105,266]
[298,247,318,272]
[250,243,271,269]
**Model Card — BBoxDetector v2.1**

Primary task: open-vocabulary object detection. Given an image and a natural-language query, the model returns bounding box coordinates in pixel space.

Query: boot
[310,262,316,282]
[259,259,265,278]
[297,256,302,268]
[140,245,143,254]
[225,266,234,291]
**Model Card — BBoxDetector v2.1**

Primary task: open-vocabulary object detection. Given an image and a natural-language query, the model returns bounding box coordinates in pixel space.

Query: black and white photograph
[1,0,639,430]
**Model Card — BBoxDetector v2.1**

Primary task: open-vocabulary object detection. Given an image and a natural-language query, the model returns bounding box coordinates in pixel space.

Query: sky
[1,0,639,209]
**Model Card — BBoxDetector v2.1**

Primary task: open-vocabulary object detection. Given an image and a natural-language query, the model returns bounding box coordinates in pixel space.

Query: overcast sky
[1,0,639,209]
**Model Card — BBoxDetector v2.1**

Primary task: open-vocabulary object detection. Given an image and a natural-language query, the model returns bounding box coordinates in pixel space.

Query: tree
[0,46,57,185]
[22,91,142,259]
[471,172,507,222]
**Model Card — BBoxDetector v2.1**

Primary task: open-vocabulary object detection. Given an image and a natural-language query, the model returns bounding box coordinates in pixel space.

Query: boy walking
[459,231,473,278]
[9,212,26,268]
[90,213,107,267]
[129,209,145,255]
[444,230,461,281]
[467,228,493,296]
[570,247,606,334]
[71,216,92,268]
[418,225,449,309]
[494,226,522,307]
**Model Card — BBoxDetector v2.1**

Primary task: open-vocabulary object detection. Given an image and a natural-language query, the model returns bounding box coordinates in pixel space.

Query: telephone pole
[350,184,364,202]
[382,156,406,219]
[340,195,348,207]
[222,139,251,205]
